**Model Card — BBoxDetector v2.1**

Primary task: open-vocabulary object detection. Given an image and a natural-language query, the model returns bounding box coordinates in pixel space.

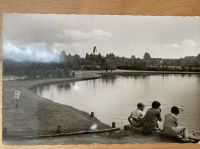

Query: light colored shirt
[163,113,183,136]
[130,109,144,120]
[163,113,178,131]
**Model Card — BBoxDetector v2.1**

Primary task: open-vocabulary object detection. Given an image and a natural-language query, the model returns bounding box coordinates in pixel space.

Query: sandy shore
[3,70,200,144]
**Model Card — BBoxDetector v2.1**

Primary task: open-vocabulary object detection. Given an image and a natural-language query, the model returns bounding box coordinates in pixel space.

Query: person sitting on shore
[128,103,145,127]
[142,101,162,134]
[163,106,188,140]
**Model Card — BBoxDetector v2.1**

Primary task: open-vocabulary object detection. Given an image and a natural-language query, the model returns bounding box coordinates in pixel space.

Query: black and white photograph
[2,13,200,144]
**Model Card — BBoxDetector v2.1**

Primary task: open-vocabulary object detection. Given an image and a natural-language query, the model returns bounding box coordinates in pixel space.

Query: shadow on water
[34,82,72,96]
[122,74,150,80]
[158,73,197,79]
[57,82,72,89]
[100,73,199,84]
[195,74,200,82]
[101,74,117,85]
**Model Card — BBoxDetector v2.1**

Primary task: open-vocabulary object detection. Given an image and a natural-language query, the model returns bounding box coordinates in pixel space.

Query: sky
[3,13,200,62]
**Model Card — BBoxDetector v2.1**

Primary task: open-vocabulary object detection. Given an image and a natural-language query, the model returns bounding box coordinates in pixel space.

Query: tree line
[59,48,200,72]
[3,46,200,79]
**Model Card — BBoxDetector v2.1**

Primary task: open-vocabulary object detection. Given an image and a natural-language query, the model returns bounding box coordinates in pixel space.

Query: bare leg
[182,128,188,139]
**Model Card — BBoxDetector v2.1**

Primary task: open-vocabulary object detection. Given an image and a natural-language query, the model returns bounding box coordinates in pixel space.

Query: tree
[101,57,109,72]
[59,51,66,63]
[144,52,151,61]
[131,55,136,60]
[105,53,116,72]
[97,53,103,64]
[93,46,97,55]
[196,53,200,66]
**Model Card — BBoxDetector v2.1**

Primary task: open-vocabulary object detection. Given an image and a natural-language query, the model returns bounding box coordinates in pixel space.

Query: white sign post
[13,90,21,108]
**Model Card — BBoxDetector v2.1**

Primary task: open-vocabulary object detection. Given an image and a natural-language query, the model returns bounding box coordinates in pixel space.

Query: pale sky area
[3,13,200,62]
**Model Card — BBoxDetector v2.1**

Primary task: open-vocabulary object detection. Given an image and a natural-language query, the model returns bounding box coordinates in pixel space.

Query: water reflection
[57,82,71,89]
[101,74,117,85]
[35,74,200,130]
[119,74,150,80]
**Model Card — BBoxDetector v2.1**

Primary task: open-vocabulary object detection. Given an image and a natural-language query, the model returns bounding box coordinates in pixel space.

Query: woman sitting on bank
[142,101,162,134]
[163,106,188,139]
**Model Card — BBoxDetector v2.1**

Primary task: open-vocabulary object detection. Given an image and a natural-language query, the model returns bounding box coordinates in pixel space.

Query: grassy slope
[3,73,109,138]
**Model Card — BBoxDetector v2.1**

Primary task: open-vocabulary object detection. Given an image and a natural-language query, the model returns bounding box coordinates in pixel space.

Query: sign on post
[13,90,21,108]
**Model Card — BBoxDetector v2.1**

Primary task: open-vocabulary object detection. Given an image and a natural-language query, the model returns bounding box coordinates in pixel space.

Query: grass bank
[3,72,109,139]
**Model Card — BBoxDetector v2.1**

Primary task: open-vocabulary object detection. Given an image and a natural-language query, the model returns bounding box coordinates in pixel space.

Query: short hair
[171,106,179,115]
[152,101,161,108]
[137,103,145,109]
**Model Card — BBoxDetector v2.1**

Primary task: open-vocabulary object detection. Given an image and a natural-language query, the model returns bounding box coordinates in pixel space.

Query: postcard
[2,14,200,144]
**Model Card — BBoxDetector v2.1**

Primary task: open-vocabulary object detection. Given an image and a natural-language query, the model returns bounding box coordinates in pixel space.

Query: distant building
[149,58,162,67]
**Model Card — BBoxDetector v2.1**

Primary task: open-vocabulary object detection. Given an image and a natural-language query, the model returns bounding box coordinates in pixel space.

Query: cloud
[56,29,112,42]
[3,14,200,60]
[155,39,200,58]
[3,41,60,62]
[52,42,86,55]
[3,28,112,62]
[92,29,112,40]
[171,43,180,48]
[165,39,199,49]
[180,39,198,47]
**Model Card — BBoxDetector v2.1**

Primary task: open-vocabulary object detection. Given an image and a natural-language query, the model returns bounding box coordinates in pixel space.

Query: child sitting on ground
[128,103,145,127]
[163,106,188,140]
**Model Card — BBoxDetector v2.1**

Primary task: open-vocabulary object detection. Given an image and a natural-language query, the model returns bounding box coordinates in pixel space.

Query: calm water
[35,74,200,130]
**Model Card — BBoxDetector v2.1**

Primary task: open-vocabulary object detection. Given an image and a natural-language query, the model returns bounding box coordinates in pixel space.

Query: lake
[35,74,200,131]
